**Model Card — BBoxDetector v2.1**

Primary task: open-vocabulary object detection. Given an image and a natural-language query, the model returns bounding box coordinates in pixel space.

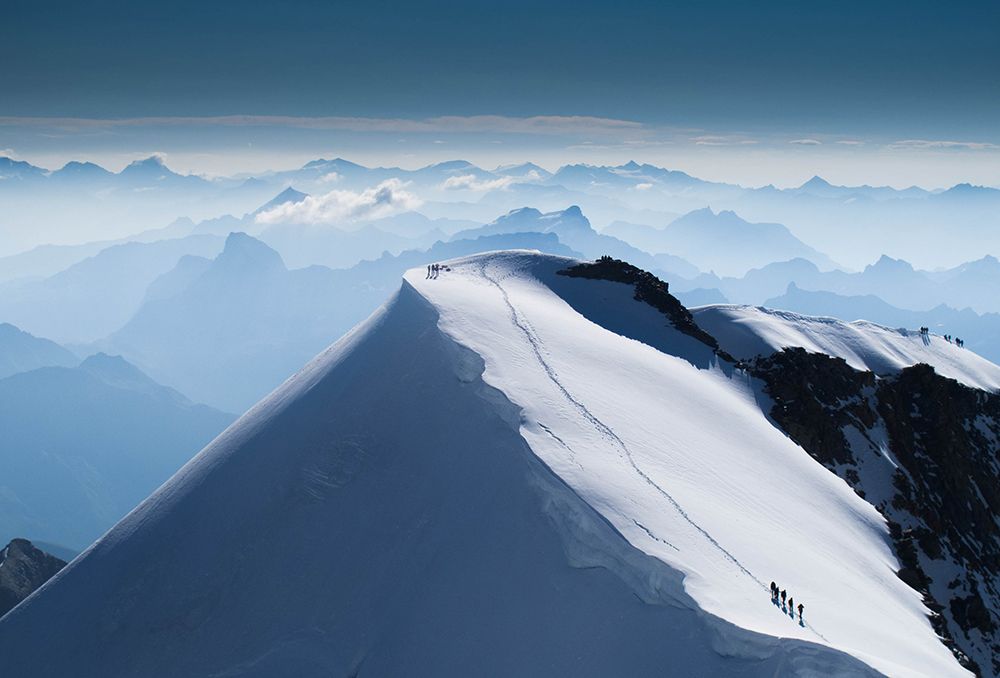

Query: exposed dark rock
[558,256,734,360]
[753,352,1000,676]
[556,257,1000,673]
[0,539,67,618]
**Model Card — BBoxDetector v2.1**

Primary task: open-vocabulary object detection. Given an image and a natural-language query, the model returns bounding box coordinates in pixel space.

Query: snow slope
[693,304,1000,392]
[0,252,968,677]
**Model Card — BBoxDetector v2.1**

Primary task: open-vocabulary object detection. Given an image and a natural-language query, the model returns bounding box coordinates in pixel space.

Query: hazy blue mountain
[49,161,114,187]
[0,353,233,549]
[492,162,552,180]
[472,181,679,231]
[764,282,1000,364]
[106,231,579,412]
[6,154,1000,269]
[0,323,78,379]
[602,220,667,251]
[0,235,226,343]
[366,211,477,238]
[104,233,349,411]
[0,156,279,256]
[190,214,245,237]
[0,157,46,182]
[140,255,213,303]
[0,240,126,284]
[115,156,211,191]
[789,175,929,201]
[250,186,308,216]
[673,254,992,312]
[450,206,696,278]
[657,208,837,276]
[925,255,1000,314]
[674,287,729,307]
[259,221,441,270]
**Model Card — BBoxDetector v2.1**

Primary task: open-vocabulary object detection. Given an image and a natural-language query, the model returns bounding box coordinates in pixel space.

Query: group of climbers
[770,581,804,621]
[918,327,965,347]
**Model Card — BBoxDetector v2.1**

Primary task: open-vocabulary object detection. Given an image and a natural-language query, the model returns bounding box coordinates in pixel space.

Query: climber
[797,602,804,619]
[770,581,777,599]
[780,589,787,605]
[788,596,794,615]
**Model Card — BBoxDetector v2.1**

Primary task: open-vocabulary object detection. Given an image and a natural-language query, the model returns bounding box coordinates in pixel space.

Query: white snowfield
[693,304,1000,392]
[0,251,970,677]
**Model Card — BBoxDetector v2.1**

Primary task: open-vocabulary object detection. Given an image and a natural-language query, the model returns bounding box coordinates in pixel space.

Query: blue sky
[2,0,999,186]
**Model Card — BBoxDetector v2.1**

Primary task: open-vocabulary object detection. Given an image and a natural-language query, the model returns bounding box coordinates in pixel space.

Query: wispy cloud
[887,139,999,150]
[255,179,420,225]
[691,135,758,146]
[789,138,822,145]
[0,114,644,137]
[633,182,654,191]
[835,140,865,146]
[441,174,515,191]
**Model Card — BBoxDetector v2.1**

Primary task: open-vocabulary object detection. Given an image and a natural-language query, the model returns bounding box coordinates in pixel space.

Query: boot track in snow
[475,260,829,642]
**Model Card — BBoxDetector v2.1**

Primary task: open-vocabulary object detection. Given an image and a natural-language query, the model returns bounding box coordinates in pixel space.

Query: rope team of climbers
[919,326,965,347]
[770,581,804,622]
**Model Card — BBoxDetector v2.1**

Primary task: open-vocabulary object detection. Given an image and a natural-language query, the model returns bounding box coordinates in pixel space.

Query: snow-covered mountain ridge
[0,251,988,677]
[694,304,1000,392]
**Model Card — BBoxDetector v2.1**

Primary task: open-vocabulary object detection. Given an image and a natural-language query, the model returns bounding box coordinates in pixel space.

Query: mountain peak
[215,232,285,272]
[865,254,914,274]
[801,175,833,189]
[119,155,177,178]
[79,352,161,390]
[127,155,166,168]
[56,160,111,175]
[256,187,308,213]
[427,159,477,172]
[80,352,138,374]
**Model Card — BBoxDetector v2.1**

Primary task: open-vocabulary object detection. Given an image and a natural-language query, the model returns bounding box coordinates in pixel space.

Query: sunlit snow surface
[0,251,975,677]
[408,252,967,677]
[693,304,1000,392]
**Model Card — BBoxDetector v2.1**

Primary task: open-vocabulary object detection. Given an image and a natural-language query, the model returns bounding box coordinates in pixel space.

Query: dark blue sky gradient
[3,0,998,136]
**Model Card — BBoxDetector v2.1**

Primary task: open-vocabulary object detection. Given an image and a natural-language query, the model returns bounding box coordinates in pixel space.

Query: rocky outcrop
[753,350,1000,676]
[558,256,733,359]
[0,539,67,618]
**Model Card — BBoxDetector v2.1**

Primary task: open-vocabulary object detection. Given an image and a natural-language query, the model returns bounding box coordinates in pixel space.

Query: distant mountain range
[5,154,1000,267]
[0,323,77,379]
[0,351,233,549]
[605,208,837,276]
[764,283,1000,364]
[0,235,226,343]
[678,254,1000,314]
[451,206,697,278]
[101,230,581,412]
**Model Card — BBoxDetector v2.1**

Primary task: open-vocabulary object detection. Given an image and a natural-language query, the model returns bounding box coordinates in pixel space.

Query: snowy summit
[0,251,977,677]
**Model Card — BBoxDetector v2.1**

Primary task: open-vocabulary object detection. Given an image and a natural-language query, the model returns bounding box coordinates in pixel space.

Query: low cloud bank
[256,179,421,224]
